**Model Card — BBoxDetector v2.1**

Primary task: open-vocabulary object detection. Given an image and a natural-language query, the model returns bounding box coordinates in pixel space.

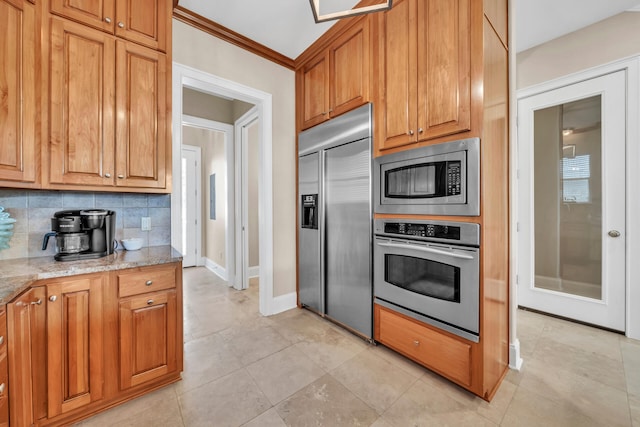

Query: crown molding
[172,5,295,70]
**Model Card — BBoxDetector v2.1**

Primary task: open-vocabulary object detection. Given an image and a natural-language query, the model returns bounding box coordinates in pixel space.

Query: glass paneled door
[517,71,626,331]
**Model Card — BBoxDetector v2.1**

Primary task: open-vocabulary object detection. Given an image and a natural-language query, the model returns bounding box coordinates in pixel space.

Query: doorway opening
[172,63,276,316]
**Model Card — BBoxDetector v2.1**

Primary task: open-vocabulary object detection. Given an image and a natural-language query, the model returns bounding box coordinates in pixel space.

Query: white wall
[517,12,640,89]
[172,20,296,298]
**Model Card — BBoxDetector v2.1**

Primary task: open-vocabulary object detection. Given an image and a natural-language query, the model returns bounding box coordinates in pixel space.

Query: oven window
[384,254,460,302]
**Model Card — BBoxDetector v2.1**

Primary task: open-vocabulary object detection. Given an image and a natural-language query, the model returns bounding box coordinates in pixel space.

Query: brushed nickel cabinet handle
[105,17,112,23]
[418,128,424,134]
[49,295,57,302]
[118,21,125,28]
[0,336,4,346]
[118,174,124,179]
[408,130,414,136]
[147,299,154,305]
[608,230,621,238]
[146,280,153,286]
[31,298,42,305]
[413,340,420,347]
[105,173,111,178]
[0,383,5,394]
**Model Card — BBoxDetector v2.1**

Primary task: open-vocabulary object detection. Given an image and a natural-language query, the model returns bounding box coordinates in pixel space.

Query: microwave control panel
[446,161,462,196]
[375,219,480,246]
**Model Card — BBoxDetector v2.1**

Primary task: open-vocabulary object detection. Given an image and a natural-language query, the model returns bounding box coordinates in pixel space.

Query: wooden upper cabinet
[300,52,329,129]
[50,0,168,51]
[46,274,105,418]
[49,18,116,187]
[115,41,167,189]
[50,0,116,34]
[48,18,168,190]
[299,16,370,131]
[0,0,38,185]
[377,0,472,152]
[115,0,168,52]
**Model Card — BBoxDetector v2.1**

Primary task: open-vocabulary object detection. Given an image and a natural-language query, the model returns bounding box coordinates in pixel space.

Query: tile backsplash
[0,190,171,261]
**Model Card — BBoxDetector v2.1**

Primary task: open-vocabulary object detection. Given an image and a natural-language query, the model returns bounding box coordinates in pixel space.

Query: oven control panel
[374,219,480,247]
[384,222,461,240]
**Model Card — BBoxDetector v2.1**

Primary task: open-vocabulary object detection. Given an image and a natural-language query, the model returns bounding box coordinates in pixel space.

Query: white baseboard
[509,339,524,370]
[248,266,259,278]
[204,257,228,281]
[270,291,297,315]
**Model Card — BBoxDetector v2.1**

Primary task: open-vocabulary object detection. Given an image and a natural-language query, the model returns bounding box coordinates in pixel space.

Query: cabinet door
[115,40,167,189]
[0,0,37,184]
[329,17,370,119]
[46,274,105,418]
[49,18,116,186]
[377,0,418,151]
[50,0,116,33]
[417,0,471,140]
[300,51,329,130]
[119,290,177,389]
[115,0,169,52]
[7,287,47,427]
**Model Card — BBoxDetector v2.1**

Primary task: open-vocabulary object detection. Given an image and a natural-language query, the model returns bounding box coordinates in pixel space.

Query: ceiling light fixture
[309,0,393,23]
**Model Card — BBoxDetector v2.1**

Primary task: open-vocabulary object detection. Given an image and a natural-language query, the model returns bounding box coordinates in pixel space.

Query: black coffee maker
[42,209,117,261]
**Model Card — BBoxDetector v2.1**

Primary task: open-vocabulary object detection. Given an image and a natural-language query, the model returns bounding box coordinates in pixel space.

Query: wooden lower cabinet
[119,290,178,389]
[374,304,473,389]
[0,307,9,427]
[6,262,183,426]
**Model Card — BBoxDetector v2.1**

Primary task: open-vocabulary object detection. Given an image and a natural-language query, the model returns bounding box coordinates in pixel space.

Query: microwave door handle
[376,241,475,260]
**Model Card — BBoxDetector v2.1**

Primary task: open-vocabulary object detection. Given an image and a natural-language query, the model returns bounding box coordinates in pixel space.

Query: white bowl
[121,238,144,251]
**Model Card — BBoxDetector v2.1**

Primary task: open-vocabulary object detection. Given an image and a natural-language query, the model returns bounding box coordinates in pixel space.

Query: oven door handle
[376,241,475,260]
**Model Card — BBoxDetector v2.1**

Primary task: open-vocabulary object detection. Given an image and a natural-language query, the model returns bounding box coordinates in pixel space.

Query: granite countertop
[0,245,182,304]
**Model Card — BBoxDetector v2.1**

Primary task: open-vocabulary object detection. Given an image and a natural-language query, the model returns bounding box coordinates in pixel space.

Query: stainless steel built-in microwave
[374,138,480,216]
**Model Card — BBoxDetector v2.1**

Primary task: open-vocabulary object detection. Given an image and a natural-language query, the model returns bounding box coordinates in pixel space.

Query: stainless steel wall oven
[374,219,480,342]
[374,138,480,216]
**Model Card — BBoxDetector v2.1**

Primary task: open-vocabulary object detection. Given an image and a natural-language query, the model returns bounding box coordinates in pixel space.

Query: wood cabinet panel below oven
[374,304,472,387]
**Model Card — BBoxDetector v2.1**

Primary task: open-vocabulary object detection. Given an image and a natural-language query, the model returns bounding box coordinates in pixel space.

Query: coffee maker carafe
[42,209,117,261]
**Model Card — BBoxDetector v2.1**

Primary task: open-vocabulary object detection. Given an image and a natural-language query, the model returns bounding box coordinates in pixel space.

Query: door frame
[172,63,277,316]
[180,143,202,267]
[514,56,640,340]
[234,107,260,291]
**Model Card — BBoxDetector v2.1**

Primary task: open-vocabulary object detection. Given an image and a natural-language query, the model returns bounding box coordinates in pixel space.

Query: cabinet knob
[147,299,154,305]
[0,336,4,346]
[118,174,124,179]
[408,130,414,136]
[118,21,125,28]
[321,112,328,116]
[31,298,42,305]
[413,340,420,347]
[418,128,424,134]
[49,295,57,302]
[0,383,5,394]
[105,173,111,178]
[105,17,112,23]
[145,280,153,286]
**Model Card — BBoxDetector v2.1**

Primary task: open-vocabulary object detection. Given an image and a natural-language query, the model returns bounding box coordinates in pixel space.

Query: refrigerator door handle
[319,149,326,315]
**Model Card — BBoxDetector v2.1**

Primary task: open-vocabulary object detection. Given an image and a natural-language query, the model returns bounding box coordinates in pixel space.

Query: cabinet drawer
[118,265,176,297]
[375,304,472,387]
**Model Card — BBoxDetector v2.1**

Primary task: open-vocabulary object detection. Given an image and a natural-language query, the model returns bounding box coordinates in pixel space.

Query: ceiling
[177,0,640,59]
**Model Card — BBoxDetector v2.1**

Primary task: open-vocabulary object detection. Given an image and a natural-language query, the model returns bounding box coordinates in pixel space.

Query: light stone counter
[0,246,182,304]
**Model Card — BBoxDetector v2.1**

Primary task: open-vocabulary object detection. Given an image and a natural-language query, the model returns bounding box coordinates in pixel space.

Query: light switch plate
[141,217,151,231]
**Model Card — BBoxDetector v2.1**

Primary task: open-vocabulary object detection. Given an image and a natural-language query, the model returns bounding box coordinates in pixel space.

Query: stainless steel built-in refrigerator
[298,103,372,339]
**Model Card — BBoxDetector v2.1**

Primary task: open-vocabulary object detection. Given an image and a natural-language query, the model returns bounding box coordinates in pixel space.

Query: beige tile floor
[77,267,640,426]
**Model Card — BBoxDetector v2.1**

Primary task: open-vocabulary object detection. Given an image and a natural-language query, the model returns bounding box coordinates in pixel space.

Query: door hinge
[516,222,520,232]
[516,274,519,284]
